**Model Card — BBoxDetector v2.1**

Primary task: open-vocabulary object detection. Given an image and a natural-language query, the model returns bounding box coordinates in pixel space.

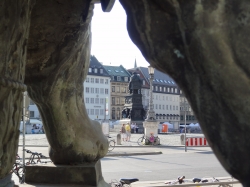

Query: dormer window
[100,69,103,74]
[89,68,92,73]
[117,76,121,81]
[94,68,97,73]
[124,77,128,82]
[143,80,145,85]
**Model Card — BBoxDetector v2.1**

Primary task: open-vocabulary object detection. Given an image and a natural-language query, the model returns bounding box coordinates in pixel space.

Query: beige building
[103,65,131,120]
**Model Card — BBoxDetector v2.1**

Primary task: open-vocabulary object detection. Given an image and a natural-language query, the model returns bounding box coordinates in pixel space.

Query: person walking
[125,122,131,141]
[120,124,126,141]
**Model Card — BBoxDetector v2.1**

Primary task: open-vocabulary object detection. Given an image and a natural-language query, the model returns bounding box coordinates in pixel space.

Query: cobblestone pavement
[19,132,204,146]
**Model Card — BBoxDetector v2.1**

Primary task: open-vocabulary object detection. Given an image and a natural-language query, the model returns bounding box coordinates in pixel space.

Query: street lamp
[146,65,155,121]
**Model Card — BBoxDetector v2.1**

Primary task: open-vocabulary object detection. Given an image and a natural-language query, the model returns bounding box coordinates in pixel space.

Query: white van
[20,119,43,134]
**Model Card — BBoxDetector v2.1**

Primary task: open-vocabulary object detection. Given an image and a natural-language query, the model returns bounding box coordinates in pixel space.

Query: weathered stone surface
[25,161,109,187]
[119,0,250,186]
[25,0,108,164]
[0,0,33,183]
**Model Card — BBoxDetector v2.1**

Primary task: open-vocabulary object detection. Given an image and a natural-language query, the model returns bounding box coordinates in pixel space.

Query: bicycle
[137,134,160,146]
[110,178,139,187]
[11,154,24,183]
[108,137,116,152]
[11,149,52,183]
[164,176,237,186]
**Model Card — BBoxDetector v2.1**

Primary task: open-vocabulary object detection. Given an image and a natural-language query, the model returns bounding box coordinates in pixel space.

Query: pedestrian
[125,122,131,141]
[135,123,139,133]
[149,133,155,145]
[120,124,126,141]
[131,122,135,133]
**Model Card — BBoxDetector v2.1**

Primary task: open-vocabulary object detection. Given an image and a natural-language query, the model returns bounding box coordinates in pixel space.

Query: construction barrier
[186,137,209,146]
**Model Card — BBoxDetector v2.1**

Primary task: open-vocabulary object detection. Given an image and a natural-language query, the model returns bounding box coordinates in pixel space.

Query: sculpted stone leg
[0,0,32,185]
[120,0,250,186]
[25,0,108,164]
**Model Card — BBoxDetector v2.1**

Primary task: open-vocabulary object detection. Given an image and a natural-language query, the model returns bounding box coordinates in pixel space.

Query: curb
[19,145,184,148]
[106,151,162,157]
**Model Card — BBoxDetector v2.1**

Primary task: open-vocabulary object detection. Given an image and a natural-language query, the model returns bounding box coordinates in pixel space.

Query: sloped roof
[129,67,178,87]
[89,56,110,77]
[103,65,131,77]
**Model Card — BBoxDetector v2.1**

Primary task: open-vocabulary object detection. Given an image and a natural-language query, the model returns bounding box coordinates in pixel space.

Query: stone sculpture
[1,0,250,187]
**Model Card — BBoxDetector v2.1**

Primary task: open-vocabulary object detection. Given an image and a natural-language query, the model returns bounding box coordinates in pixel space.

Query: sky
[91,1,149,69]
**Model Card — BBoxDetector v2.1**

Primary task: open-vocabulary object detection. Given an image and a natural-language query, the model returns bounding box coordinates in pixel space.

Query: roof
[89,56,110,77]
[103,65,131,77]
[138,67,178,87]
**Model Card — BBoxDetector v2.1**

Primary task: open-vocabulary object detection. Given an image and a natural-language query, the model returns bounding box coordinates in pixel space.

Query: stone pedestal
[143,121,158,138]
[25,160,109,187]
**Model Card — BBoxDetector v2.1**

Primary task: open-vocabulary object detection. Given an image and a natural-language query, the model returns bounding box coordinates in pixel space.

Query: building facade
[83,56,111,120]
[103,65,131,121]
[128,67,181,127]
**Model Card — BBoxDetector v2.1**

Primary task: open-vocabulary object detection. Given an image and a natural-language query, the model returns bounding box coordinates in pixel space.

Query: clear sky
[91,1,149,69]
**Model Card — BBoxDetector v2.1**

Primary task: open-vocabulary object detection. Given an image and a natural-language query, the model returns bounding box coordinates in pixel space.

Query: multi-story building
[103,65,131,121]
[128,67,181,127]
[84,56,111,120]
[179,91,197,125]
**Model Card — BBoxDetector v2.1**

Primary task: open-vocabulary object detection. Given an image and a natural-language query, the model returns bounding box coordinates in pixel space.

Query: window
[95,109,99,115]
[170,105,172,110]
[100,109,104,115]
[89,68,92,73]
[122,87,126,93]
[85,98,89,103]
[95,98,99,104]
[166,105,168,110]
[86,77,89,82]
[105,79,108,84]
[173,106,175,110]
[175,88,178,93]
[143,80,145,85]
[171,88,174,93]
[156,95,158,100]
[87,109,89,115]
[167,87,170,92]
[100,88,104,94]
[124,77,128,82]
[117,76,121,81]
[100,98,104,104]
[91,78,94,83]
[112,86,115,92]
[159,105,161,109]
[90,109,94,115]
[100,69,103,74]
[112,108,115,119]
[163,105,165,110]
[90,98,94,103]
[95,88,99,94]
[159,87,162,91]
[116,86,120,93]
[155,104,158,109]
[30,111,34,117]
[164,87,166,92]
[85,87,89,93]
[116,98,120,105]
[95,78,99,83]
[176,105,178,110]
[155,86,158,91]
[100,79,104,84]
[105,89,108,94]
[94,68,97,73]
[90,88,94,93]
[30,100,35,105]
[112,97,115,105]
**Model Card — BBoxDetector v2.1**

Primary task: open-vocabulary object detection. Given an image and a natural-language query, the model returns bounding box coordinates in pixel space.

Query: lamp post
[143,65,159,144]
[146,65,155,121]
[184,97,187,152]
